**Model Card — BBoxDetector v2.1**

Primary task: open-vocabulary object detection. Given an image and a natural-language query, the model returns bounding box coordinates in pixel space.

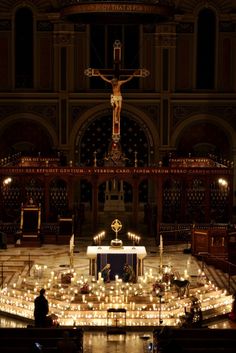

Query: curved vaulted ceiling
[0,0,57,12]
[176,0,235,13]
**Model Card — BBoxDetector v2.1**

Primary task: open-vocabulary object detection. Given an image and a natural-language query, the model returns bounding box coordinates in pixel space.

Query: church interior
[1,0,236,352]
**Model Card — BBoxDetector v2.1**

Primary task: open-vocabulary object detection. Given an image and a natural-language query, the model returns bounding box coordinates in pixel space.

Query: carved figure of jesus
[84,39,149,142]
[96,72,138,128]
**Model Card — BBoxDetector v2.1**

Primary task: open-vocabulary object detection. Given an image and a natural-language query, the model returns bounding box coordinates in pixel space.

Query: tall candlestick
[160,234,163,251]
[159,234,163,273]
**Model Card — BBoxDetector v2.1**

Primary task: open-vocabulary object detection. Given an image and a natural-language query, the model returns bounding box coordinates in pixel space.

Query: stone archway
[76,114,151,167]
[0,114,58,158]
[70,104,159,235]
[170,115,235,160]
[176,122,230,159]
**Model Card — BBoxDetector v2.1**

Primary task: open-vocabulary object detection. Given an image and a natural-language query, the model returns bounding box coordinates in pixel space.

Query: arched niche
[76,114,150,167]
[176,121,231,160]
[0,119,55,158]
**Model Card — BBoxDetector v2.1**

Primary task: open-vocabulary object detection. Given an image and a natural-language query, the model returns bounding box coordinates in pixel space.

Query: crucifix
[84,40,149,143]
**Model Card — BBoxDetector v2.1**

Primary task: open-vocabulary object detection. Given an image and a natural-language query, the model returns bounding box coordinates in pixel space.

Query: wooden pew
[0,327,83,353]
[153,327,236,353]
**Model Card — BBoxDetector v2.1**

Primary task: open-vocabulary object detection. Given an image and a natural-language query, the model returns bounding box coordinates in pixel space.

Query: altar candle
[160,234,163,250]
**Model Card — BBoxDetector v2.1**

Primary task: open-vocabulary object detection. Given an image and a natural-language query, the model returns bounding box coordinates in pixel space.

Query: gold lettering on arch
[72,4,154,14]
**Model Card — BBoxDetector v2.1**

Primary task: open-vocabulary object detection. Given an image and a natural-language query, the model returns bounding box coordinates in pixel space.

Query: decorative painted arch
[69,102,160,164]
[0,0,53,12]
[170,114,235,157]
[177,0,231,14]
[0,113,58,156]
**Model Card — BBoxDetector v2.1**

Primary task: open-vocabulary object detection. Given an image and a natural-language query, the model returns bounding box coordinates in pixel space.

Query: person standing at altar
[34,288,49,327]
[101,264,111,283]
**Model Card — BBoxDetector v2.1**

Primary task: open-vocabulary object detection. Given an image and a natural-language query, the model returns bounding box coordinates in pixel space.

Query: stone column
[156,175,163,238]
[132,177,139,230]
[92,176,98,232]
[155,22,177,156]
[53,23,75,162]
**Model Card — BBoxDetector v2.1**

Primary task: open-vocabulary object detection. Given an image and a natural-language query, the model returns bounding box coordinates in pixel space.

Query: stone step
[201,263,236,294]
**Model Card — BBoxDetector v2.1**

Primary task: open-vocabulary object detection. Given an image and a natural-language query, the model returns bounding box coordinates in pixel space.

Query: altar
[86,246,147,281]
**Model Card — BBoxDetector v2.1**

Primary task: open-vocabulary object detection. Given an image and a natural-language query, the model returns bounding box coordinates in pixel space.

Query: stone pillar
[156,176,163,239]
[155,22,177,155]
[53,23,75,162]
[92,176,98,232]
[132,177,139,230]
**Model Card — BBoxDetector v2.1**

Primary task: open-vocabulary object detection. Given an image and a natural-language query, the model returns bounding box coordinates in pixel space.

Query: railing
[160,223,229,241]
[159,223,192,243]
[198,252,236,293]
[0,152,21,167]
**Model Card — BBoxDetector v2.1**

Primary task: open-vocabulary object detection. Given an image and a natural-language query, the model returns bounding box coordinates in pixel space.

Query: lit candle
[160,234,163,250]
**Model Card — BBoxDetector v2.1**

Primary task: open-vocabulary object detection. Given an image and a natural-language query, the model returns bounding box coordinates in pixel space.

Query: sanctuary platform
[0,239,234,328]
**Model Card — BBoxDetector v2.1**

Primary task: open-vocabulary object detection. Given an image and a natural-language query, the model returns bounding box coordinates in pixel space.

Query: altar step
[0,260,30,288]
[199,262,236,294]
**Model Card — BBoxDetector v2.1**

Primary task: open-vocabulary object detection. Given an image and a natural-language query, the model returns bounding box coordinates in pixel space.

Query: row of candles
[127,232,141,245]
[0,286,232,326]
[93,231,141,247]
[0,261,233,326]
[93,231,106,245]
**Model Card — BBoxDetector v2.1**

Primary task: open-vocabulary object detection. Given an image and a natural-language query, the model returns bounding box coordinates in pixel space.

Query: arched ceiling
[78,114,149,167]
[0,119,55,158]
[0,0,58,12]
[176,122,230,158]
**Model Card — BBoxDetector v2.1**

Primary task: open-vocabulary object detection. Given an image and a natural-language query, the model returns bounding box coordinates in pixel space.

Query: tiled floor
[83,331,153,353]
[0,237,236,353]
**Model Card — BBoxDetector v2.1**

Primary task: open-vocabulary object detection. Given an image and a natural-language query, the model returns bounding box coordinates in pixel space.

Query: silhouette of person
[34,288,49,327]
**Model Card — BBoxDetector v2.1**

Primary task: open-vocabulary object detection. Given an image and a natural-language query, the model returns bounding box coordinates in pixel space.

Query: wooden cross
[85,40,149,142]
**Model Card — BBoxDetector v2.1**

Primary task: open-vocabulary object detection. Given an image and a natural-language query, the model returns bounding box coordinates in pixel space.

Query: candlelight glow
[0,262,233,327]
